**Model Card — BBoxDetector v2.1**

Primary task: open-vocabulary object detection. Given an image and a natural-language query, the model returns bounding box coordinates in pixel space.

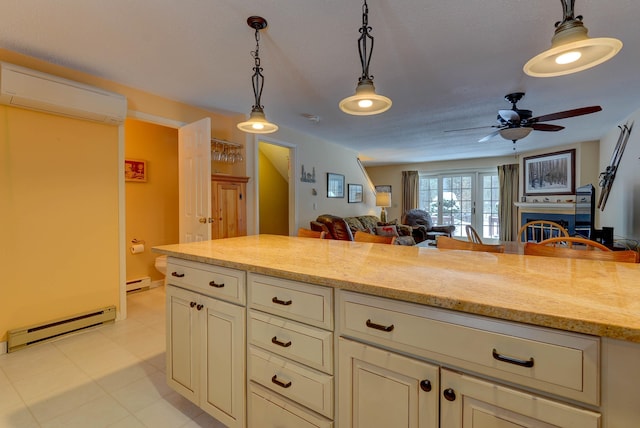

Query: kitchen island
[154,235,640,427]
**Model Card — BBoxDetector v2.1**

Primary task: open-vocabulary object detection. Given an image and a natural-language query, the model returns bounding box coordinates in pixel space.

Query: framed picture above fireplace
[523,149,575,196]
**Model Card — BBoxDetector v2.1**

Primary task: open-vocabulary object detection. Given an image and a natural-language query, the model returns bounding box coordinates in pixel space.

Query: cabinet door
[200,294,246,428]
[338,338,439,428]
[166,285,200,405]
[440,369,600,428]
[212,180,247,239]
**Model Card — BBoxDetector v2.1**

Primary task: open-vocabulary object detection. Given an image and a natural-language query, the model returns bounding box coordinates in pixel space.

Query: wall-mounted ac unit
[0,62,127,125]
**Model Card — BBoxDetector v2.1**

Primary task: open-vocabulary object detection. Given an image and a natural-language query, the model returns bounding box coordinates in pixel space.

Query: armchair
[401,209,455,242]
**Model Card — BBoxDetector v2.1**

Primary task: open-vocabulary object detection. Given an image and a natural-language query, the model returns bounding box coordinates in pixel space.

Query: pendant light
[523,0,622,78]
[339,0,392,116]
[237,16,279,134]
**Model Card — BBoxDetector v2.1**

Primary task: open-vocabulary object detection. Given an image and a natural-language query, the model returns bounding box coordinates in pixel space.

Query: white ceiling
[2,1,639,165]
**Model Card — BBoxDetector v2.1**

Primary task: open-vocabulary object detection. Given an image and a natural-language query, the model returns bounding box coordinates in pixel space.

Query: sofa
[401,209,455,241]
[311,214,416,245]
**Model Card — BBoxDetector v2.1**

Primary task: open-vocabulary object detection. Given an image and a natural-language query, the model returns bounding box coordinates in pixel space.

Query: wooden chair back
[465,225,483,244]
[524,242,639,263]
[436,236,504,253]
[354,231,396,245]
[297,228,327,239]
[517,220,569,243]
[537,236,611,251]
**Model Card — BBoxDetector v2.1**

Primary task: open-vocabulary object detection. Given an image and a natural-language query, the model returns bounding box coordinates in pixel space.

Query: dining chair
[297,228,327,239]
[517,220,569,243]
[465,225,483,244]
[353,231,396,245]
[524,239,639,263]
[436,236,505,253]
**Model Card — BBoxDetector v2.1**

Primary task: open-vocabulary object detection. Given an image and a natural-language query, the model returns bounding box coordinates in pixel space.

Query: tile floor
[0,286,226,428]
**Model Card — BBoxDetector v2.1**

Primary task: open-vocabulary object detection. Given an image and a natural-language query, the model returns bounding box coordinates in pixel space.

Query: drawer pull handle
[272,297,292,306]
[171,272,185,278]
[271,375,292,389]
[366,319,394,332]
[209,280,225,288]
[443,388,456,401]
[420,379,432,392]
[492,348,535,368]
[271,336,292,348]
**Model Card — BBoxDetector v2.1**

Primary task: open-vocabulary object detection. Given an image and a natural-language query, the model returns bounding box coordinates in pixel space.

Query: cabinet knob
[443,388,456,402]
[420,379,432,392]
[196,304,203,311]
[190,301,197,308]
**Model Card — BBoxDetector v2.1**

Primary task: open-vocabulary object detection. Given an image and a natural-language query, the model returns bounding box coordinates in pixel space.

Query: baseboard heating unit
[126,276,151,292]
[7,305,116,353]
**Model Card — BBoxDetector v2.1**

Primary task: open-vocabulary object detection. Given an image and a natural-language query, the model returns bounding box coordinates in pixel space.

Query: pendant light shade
[237,16,278,134]
[523,0,622,78]
[339,0,392,116]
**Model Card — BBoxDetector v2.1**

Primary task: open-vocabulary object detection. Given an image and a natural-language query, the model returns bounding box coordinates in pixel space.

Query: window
[419,171,500,240]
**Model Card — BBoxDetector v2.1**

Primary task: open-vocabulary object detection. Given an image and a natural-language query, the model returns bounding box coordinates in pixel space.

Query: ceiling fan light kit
[237,16,279,134]
[524,0,622,77]
[339,0,392,116]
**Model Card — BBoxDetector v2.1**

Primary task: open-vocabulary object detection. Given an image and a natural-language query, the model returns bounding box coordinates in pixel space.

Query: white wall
[252,126,377,233]
[598,107,640,242]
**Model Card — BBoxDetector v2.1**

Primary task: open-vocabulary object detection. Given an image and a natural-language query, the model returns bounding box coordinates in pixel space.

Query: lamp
[376,192,391,223]
[339,0,392,116]
[523,0,622,78]
[498,127,533,141]
[237,16,279,134]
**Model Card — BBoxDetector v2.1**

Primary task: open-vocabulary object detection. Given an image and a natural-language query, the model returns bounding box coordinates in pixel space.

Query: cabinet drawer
[167,257,245,304]
[248,273,333,330]
[248,346,333,418]
[248,310,334,374]
[249,383,333,428]
[338,291,599,405]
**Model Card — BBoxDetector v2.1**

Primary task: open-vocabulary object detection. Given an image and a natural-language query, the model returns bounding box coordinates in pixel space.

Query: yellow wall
[125,120,179,283]
[258,150,289,235]
[0,48,244,342]
[0,107,120,341]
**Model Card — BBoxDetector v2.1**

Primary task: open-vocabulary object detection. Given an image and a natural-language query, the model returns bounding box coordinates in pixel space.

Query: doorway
[258,140,294,235]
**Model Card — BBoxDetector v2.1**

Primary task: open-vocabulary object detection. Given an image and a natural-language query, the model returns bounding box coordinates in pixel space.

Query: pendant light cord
[250,26,265,111]
[357,0,374,82]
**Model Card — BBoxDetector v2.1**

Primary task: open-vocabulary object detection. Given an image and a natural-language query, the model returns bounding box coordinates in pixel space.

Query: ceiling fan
[477,92,602,144]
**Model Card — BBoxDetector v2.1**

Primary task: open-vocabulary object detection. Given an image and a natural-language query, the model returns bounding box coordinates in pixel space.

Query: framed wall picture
[327,173,345,198]
[523,149,575,195]
[125,159,147,182]
[348,184,363,203]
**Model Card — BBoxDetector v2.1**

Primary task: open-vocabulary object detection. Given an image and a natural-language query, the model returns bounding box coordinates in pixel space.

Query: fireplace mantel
[514,202,575,212]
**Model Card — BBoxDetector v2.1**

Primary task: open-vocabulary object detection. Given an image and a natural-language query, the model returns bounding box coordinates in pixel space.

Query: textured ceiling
[1,0,639,165]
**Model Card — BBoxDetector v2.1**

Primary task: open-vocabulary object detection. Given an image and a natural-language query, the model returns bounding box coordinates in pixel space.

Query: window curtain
[402,170,419,214]
[497,164,519,241]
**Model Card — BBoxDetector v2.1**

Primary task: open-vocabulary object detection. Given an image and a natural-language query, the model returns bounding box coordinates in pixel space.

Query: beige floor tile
[39,394,129,428]
[111,370,174,414]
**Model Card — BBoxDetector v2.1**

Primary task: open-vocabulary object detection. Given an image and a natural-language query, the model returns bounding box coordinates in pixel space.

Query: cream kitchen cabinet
[247,273,334,427]
[166,258,246,428]
[338,337,439,427]
[337,289,601,428]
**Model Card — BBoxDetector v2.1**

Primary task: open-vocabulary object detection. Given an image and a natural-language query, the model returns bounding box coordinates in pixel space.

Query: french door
[419,172,499,240]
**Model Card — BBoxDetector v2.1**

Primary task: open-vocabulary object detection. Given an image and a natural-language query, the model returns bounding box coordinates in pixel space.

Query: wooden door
[212,175,248,239]
[178,118,211,243]
[338,338,439,428]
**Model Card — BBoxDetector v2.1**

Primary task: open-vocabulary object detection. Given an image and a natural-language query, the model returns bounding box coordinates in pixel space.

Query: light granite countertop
[154,235,640,343]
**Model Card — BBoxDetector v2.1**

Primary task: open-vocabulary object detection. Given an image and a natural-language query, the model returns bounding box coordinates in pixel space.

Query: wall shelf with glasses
[211,138,244,164]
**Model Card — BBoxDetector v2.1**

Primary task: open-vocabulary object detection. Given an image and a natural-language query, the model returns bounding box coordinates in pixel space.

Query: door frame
[251,136,298,236]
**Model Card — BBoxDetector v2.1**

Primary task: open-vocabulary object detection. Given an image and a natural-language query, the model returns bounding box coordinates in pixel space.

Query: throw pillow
[375,225,400,237]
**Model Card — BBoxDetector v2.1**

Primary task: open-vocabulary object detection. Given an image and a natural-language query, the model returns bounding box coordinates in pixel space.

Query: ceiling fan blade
[498,109,520,123]
[531,123,565,132]
[530,106,602,123]
[444,125,495,133]
[478,130,500,143]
